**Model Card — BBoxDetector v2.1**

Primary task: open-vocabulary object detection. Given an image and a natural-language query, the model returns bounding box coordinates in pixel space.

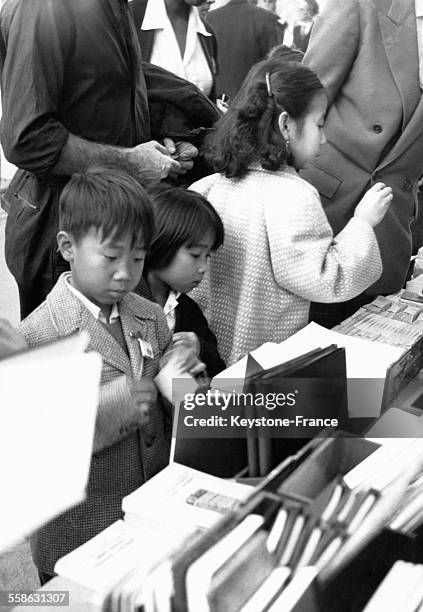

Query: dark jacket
[130,0,218,100]
[135,277,226,378]
[206,0,285,100]
[0,0,220,317]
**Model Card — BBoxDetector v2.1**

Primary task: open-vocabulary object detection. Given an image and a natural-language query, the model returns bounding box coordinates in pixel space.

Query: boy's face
[58,228,146,308]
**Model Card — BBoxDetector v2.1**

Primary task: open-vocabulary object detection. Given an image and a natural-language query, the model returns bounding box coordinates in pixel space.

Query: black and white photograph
[2,0,423,610]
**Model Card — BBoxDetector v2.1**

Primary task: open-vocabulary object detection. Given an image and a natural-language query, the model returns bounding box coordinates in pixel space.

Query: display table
[12,292,423,612]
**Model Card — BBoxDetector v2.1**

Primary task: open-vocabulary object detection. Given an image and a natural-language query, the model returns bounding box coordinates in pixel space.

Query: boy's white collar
[63,272,120,324]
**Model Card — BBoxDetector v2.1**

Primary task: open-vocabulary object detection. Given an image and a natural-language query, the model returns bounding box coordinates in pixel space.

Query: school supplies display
[50,433,423,612]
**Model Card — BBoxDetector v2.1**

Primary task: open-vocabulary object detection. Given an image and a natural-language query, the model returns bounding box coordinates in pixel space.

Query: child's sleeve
[177,295,225,378]
[263,179,382,303]
[92,375,143,453]
[93,310,173,454]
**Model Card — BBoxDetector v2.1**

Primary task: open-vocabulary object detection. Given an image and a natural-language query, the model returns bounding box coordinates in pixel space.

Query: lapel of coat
[119,294,161,380]
[377,0,420,130]
[47,275,132,376]
[378,94,423,170]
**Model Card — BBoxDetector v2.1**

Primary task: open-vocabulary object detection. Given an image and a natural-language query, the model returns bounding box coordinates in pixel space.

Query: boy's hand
[128,378,157,424]
[172,332,201,356]
[354,182,393,227]
[160,345,206,377]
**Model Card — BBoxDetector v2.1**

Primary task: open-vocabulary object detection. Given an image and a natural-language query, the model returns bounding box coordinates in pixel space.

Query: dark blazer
[302,0,423,295]
[130,0,218,100]
[206,0,285,100]
[136,277,226,378]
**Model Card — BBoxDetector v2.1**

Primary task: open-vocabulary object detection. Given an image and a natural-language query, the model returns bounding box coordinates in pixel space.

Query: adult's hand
[163,138,198,176]
[128,141,181,185]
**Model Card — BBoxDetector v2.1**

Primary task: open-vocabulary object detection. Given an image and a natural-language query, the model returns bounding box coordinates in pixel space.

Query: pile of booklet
[54,463,254,610]
[53,436,423,612]
[335,294,423,348]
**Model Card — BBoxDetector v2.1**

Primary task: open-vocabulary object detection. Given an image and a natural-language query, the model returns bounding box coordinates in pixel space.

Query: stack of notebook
[53,435,423,611]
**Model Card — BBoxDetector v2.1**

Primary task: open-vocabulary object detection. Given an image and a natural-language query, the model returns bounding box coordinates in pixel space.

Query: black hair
[144,184,224,271]
[304,0,319,18]
[266,44,304,62]
[205,59,324,179]
[58,165,154,248]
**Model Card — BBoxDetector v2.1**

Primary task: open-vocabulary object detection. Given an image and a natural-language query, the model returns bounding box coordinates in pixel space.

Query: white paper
[122,462,253,531]
[55,519,185,594]
[0,337,101,552]
[212,323,404,417]
[344,438,423,490]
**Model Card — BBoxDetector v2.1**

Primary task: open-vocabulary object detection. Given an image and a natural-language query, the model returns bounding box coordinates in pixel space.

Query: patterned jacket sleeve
[263,177,382,303]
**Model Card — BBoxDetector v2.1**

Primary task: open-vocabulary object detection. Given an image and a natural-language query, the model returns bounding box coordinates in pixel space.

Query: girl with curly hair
[189,59,392,365]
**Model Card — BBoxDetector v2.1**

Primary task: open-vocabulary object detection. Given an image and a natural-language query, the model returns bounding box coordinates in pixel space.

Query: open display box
[276,434,380,503]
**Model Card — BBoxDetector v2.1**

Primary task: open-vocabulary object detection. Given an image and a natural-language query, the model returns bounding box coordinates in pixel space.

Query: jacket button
[373,124,383,133]
[402,179,413,191]
[372,173,381,183]
[144,435,156,448]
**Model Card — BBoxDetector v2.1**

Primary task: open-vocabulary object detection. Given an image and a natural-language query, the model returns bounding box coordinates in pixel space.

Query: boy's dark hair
[145,184,224,271]
[205,60,324,179]
[58,165,154,248]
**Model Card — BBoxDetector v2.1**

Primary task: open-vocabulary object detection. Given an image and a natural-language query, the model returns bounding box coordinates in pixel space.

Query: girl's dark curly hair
[205,60,324,179]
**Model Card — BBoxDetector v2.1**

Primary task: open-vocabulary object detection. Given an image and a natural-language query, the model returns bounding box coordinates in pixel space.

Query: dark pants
[18,281,53,320]
[4,170,69,319]
[309,293,376,329]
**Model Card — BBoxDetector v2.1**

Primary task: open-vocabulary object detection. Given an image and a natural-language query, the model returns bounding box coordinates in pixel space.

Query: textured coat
[190,166,382,365]
[302,0,423,294]
[19,274,172,574]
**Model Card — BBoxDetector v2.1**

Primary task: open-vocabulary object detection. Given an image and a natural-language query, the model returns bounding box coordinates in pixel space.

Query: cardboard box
[277,435,380,502]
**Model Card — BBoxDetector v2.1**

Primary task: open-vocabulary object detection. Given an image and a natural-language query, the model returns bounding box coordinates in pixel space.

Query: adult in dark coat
[206,0,285,100]
[0,0,198,318]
